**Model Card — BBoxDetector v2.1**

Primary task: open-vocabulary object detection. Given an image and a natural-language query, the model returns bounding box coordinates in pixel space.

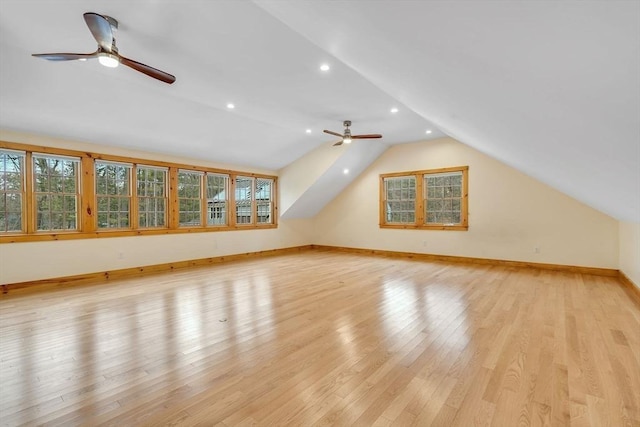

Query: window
[33,154,80,231]
[137,166,167,228]
[380,166,468,230]
[178,170,203,227]
[0,149,25,233]
[0,141,277,242]
[383,176,416,224]
[425,171,463,225]
[206,173,228,226]
[96,161,131,229]
[235,176,253,224]
[256,177,273,224]
[234,176,275,226]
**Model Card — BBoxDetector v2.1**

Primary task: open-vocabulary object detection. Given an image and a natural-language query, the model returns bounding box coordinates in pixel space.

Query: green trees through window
[0,142,278,241]
[96,161,131,229]
[33,154,79,231]
[178,170,203,227]
[137,166,167,228]
[0,150,24,232]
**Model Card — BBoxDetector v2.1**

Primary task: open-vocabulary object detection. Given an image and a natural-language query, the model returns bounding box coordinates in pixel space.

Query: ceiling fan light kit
[98,53,119,68]
[323,120,382,146]
[32,12,175,84]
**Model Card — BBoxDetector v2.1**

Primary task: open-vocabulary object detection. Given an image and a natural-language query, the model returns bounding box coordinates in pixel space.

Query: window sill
[380,224,468,231]
[0,223,278,243]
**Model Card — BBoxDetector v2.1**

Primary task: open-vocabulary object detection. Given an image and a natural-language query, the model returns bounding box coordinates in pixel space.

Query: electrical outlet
[534,247,540,254]
[118,252,124,259]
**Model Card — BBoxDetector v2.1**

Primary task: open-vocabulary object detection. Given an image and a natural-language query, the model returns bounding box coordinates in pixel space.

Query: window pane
[0,150,25,232]
[137,166,167,228]
[425,171,463,225]
[96,162,132,229]
[206,174,229,226]
[33,154,79,231]
[256,178,273,224]
[384,176,416,224]
[178,170,203,227]
[235,176,253,224]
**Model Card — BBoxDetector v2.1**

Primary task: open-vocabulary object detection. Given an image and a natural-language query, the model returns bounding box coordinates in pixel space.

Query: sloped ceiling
[1,1,638,221]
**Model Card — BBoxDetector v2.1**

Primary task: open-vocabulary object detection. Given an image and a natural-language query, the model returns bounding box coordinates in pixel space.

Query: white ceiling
[1,1,638,221]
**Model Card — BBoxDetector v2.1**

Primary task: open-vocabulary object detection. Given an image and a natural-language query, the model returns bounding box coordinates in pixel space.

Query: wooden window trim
[94,160,133,231]
[31,153,82,233]
[380,166,468,231]
[233,175,254,227]
[0,141,278,243]
[204,172,230,228]
[0,149,27,233]
[135,164,169,229]
[255,177,275,225]
[177,169,204,228]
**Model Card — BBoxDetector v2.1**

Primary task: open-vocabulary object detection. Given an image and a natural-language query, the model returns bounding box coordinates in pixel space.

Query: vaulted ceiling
[1,1,638,221]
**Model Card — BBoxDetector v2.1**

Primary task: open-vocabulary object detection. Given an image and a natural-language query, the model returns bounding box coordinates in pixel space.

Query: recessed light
[343,168,349,174]
[320,64,330,71]
[390,108,399,113]
[226,103,235,109]
[78,58,87,62]
[426,130,432,134]
[306,129,312,134]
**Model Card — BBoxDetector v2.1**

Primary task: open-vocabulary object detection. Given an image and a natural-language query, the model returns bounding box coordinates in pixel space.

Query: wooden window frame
[0,149,26,233]
[380,175,416,225]
[95,160,133,231]
[32,153,81,233]
[234,176,255,226]
[380,166,468,231]
[205,173,229,227]
[177,169,204,228]
[255,177,274,225]
[0,141,278,243]
[136,165,168,229]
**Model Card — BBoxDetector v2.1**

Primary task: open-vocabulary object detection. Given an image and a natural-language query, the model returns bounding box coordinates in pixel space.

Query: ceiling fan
[324,120,382,146]
[32,12,176,84]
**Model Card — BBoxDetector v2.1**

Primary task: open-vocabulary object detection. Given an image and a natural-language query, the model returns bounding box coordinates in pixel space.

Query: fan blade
[333,140,344,146]
[84,13,113,52]
[32,52,98,61]
[119,55,176,84]
[323,130,344,138]
[352,134,383,139]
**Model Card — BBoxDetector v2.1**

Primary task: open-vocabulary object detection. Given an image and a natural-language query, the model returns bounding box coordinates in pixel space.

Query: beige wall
[279,141,342,216]
[312,138,619,269]
[0,131,625,284]
[619,221,640,288]
[0,221,312,284]
[0,130,313,284]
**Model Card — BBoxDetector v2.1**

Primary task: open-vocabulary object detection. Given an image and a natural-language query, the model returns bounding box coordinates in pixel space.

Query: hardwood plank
[0,250,638,426]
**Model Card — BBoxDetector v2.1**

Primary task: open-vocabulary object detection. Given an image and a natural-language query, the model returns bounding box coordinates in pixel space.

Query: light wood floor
[1,250,639,426]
